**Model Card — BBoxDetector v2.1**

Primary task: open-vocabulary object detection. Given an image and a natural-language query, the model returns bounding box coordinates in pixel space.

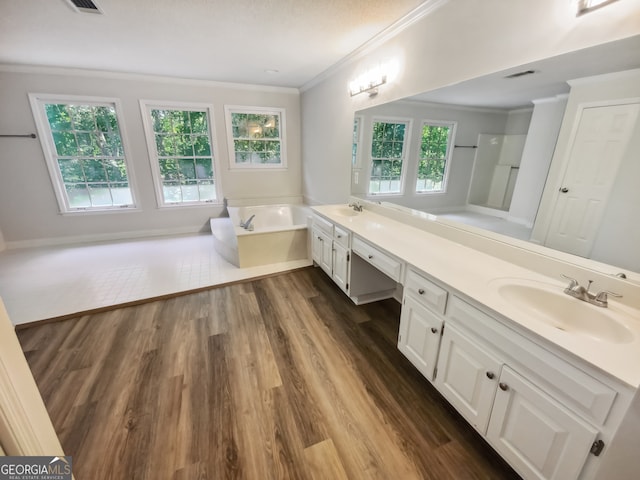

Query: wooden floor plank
[18,267,519,480]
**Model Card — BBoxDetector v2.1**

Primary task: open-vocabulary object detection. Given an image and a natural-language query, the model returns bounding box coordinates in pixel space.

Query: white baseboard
[5,225,207,250]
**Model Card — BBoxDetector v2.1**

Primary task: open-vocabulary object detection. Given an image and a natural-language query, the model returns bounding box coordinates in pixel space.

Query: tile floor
[0,233,311,326]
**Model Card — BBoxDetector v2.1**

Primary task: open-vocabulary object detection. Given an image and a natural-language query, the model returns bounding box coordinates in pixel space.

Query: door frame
[0,299,67,457]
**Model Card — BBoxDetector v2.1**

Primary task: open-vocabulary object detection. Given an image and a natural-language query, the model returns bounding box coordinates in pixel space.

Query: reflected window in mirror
[369,118,411,195]
[416,121,456,194]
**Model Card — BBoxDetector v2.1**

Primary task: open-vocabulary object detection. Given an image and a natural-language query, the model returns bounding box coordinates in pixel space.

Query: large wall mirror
[352,35,640,277]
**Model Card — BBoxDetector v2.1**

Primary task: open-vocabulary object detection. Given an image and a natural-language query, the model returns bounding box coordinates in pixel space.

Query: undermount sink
[490,278,635,344]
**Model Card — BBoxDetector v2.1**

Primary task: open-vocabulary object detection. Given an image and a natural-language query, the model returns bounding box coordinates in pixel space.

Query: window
[416,121,455,194]
[29,94,137,213]
[141,102,219,206]
[225,106,286,169]
[368,119,410,195]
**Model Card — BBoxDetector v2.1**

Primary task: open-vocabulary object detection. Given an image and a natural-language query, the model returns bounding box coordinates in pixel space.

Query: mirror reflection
[352,36,640,273]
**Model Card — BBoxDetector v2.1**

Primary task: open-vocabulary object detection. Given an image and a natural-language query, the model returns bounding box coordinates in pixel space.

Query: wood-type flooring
[18,267,520,479]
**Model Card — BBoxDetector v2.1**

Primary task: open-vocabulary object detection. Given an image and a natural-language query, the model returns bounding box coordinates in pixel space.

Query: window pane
[45,104,72,131]
[195,158,213,179]
[193,135,211,156]
[58,159,83,183]
[71,106,95,131]
[88,183,113,206]
[198,181,216,201]
[65,184,91,208]
[110,182,132,205]
[178,158,196,180]
[104,159,128,182]
[162,183,182,203]
[53,131,77,156]
[82,159,107,182]
[189,111,208,133]
[181,180,200,202]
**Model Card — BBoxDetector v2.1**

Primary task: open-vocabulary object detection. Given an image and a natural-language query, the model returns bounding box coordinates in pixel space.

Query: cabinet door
[487,366,598,480]
[398,295,443,381]
[311,228,324,265]
[332,242,349,294]
[435,324,502,434]
[312,228,333,276]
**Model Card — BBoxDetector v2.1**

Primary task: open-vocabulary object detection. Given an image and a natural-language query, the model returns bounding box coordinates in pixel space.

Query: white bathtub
[210,204,311,268]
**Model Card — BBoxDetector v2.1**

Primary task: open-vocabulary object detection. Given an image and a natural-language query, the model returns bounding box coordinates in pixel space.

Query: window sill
[60,207,142,216]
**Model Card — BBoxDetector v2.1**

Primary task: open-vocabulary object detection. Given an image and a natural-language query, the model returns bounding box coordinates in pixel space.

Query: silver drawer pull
[337,234,342,238]
[430,327,438,334]
[499,383,509,391]
[368,254,373,259]
[418,288,425,295]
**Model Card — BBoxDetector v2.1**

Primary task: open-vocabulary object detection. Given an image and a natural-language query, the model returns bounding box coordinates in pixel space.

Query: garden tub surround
[211,204,311,268]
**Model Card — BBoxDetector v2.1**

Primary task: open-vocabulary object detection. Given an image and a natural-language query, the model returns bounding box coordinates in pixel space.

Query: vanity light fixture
[576,0,619,16]
[349,67,387,97]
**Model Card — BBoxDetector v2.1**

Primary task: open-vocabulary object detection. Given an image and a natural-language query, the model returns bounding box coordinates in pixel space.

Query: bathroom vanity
[311,203,640,480]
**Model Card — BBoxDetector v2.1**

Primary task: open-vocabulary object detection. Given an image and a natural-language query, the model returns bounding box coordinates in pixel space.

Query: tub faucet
[240,214,255,231]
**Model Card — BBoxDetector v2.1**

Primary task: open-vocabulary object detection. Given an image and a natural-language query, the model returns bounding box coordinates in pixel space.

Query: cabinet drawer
[352,236,402,282]
[334,225,350,248]
[405,268,447,314]
[448,296,617,426]
[312,213,333,236]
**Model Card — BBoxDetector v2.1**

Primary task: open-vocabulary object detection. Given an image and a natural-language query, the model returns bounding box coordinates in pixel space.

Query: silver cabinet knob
[559,187,569,193]
[418,288,425,295]
[499,383,509,391]
[430,327,438,334]
[486,372,495,380]
[368,254,373,259]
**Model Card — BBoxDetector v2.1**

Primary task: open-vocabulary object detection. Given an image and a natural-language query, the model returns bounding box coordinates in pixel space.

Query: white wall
[509,95,568,227]
[301,0,640,207]
[352,101,508,211]
[0,68,301,246]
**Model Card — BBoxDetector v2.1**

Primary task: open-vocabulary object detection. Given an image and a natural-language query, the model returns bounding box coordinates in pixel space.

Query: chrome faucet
[240,214,255,231]
[348,201,363,212]
[561,274,622,308]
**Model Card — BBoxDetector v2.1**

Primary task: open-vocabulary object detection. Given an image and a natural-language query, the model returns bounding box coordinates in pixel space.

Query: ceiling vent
[65,0,102,14]
[504,70,537,79]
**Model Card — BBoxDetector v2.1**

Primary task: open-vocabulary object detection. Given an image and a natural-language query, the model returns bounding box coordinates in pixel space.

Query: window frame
[366,116,412,197]
[224,105,287,170]
[414,119,457,195]
[140,100,222,208]
[29,93,140,214]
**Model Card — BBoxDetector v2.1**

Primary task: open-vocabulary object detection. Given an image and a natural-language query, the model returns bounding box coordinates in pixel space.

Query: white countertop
[312,205,640,389]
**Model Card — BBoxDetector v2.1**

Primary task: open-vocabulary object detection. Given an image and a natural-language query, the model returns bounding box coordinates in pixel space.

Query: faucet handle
[560,274,579,289]
[594,290,622,304]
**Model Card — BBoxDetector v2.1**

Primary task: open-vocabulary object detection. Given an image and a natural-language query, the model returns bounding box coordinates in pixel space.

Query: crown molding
[300,0,450,92]
[0,64,300,94]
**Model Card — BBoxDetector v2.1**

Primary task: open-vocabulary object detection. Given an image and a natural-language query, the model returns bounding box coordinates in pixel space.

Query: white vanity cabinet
[311,214,350,294]
[441,295,618,480]
[398,268,447,381]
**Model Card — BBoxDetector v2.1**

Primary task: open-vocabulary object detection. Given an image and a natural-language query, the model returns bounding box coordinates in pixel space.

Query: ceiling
[0,0,425,88]
[407,35,640,110]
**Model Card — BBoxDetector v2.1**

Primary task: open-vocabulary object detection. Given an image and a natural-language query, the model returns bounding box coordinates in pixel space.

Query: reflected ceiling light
[577,0,619,16]
[349,66,387,97]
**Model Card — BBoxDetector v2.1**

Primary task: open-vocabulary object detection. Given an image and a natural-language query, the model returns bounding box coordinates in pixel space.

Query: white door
[311,228,333,276]
[331,243,349,294]
[398,295,443,381]
[435,324,502,434]
[487,366,598,480]
[545,102,640,257]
